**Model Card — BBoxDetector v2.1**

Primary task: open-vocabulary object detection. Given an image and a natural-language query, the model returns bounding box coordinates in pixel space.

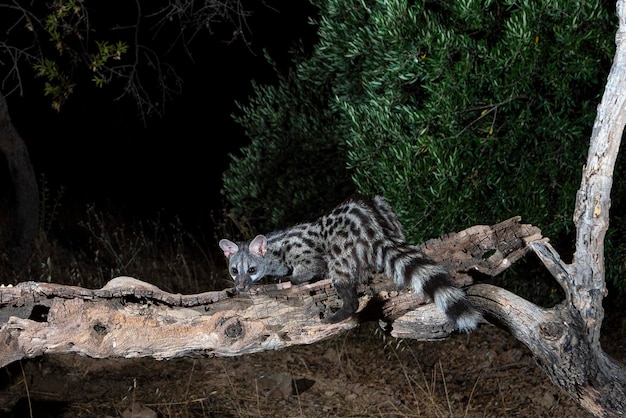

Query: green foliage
[224,0,615,256]
[222,55,354,234]
[32,0,129,111]
[312,0,614,242]
[90,41,128,87]
[33,59,76,112]
[43,0,86,51]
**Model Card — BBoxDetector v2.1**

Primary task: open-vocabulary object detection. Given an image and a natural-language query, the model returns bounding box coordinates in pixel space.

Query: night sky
[3,2,318,232]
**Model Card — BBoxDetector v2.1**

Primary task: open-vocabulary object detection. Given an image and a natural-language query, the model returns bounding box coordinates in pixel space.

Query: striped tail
[382,244,479,332]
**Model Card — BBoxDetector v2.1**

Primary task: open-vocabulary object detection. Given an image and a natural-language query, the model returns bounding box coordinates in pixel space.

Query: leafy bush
[316,0,614,242]
[223,0,615,249]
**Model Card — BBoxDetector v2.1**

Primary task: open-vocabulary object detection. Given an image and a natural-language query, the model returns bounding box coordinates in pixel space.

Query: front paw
[324,308,354,323]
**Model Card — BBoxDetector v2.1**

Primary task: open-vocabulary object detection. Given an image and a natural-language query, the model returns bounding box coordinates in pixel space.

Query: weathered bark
[468,278,626,417]
[0,90,39,267]
[0,216,536,368]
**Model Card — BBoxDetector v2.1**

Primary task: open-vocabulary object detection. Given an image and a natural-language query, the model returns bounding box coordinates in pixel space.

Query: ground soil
[1,313,624,418]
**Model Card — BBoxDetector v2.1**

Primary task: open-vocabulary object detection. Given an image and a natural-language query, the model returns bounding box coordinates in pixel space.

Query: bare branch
[149,0,254,55]
[527,240,573,300]
[570,0,626,345]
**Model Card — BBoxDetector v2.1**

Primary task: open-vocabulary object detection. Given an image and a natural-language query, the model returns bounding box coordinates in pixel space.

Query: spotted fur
[219,196,479,331]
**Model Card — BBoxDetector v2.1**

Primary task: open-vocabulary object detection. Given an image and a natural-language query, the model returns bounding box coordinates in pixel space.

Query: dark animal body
[219,196,479,331]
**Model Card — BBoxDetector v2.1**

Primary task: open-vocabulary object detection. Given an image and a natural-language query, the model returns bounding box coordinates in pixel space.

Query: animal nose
[235,275,251,291]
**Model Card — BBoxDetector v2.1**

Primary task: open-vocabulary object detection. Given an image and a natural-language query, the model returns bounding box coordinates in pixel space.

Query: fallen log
[0,216,538,368]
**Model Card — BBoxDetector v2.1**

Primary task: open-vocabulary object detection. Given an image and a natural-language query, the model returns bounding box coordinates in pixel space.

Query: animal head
[218,235,268,291]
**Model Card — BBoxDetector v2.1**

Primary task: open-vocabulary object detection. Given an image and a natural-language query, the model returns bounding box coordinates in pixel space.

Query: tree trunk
[0,91,39,268]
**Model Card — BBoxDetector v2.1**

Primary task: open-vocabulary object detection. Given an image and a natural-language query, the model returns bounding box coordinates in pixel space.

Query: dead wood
[0,216,536,368]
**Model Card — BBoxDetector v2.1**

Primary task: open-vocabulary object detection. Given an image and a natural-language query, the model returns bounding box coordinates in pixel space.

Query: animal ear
[249,235,268,256]
[219,239,239,258]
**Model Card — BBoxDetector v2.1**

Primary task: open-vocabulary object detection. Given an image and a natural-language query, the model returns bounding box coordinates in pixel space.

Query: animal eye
[231,267,238,275]
[248,267,257,274]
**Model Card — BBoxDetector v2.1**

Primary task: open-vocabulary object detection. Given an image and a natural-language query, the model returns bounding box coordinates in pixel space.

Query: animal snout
[234,275,253,292]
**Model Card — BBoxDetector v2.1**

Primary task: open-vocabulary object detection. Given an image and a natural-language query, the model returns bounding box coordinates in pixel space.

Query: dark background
[3,2,318,233]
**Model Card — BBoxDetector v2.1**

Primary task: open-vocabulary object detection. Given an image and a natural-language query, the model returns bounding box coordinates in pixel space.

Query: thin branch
[527,240,573,302]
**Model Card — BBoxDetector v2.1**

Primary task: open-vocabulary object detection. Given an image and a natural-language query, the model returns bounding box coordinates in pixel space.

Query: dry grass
[1,194,226,295]
[5,325,491,417]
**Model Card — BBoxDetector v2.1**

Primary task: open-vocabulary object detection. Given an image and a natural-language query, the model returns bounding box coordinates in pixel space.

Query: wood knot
[92,322,108,335]
[224,319,244,339]
[539,322,565,340]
